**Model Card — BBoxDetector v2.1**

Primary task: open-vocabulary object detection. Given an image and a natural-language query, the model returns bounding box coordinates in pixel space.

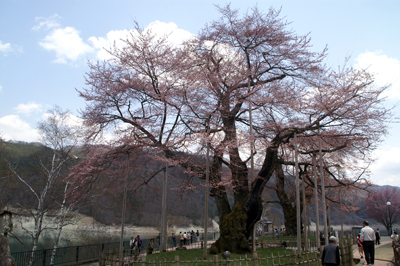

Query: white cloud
[88,29,131,61]
[88,21,194,61]
[145,21,194,45]
[13,102,42,115]
[0,115,40,142]
[0,85,2,93]
[33,14,93,64]
[32,14,61,31]
[39,26,94,64]
[369,147,400,187]
[0,40,12,54]
[34,18,194,63]
[355,51,400,99]
[34,18,194,64]
[0,40,22,55]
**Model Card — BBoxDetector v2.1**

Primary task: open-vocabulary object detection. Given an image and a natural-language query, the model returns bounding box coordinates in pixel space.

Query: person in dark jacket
[321,236,340,266]
[137,235,143,253]
[375,228,381,245]
[147,239,154,254]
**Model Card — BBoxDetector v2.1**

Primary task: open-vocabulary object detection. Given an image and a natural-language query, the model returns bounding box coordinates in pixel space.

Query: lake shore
[11,212,220,236]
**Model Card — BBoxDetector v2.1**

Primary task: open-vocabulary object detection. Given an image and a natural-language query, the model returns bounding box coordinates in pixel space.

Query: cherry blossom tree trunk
[210,136,280,254]
[274,162,297,236]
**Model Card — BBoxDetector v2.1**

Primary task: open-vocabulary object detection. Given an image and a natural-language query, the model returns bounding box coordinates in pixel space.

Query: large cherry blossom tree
[75,5,391,253]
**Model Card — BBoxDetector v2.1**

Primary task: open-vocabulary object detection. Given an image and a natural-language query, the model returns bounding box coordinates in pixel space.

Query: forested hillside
[0,141,222,227]
[1,141,378,230]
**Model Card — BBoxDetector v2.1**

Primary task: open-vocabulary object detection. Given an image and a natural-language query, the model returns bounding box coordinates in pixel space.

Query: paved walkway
[82,241,215,266]
[353,236,394,265]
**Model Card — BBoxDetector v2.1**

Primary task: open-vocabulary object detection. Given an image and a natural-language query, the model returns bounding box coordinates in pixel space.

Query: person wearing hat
[321,236,340,266]
[360,221,376,265]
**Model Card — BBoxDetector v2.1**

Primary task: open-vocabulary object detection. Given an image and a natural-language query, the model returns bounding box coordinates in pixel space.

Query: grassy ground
[377,243,392,249]
[375,243,394,262]
[144,247,319,265]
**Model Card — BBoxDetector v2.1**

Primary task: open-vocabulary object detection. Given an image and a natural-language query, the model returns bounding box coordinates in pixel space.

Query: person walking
[137,235,143,253]
[196,230,200,242]
[391,231,399,242]
[357,233,364,259]
[156,233,161,246]
[360,221,376,265]
[321,236,340,266]
[375,228,381,245]
[129,237,135,256]
[172,233,177,247]
[133,236,139,260]
[179,232,184,247]
[147,239,154,255]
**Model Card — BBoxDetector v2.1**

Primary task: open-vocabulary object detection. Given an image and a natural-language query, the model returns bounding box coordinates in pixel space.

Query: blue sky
[1,0,399,186]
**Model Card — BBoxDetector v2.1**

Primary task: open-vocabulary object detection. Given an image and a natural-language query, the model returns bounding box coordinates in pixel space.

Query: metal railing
[11,241,125,266]
[11,232,220,266]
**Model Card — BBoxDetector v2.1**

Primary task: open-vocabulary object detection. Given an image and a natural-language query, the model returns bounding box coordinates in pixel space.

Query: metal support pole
[119,181,127,260]
[319,127,328,245]
[295,132,301,253]
[302,177,308,251]
[249,80,256,252]
[340,187,343,237]
[160,163,168,252]
[313,154,320,249]
[203,138,210,259]
[338,167,343,237]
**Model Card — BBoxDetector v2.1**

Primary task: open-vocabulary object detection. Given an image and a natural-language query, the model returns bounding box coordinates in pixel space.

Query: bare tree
[365,187,400,235]
[1,107,80,266]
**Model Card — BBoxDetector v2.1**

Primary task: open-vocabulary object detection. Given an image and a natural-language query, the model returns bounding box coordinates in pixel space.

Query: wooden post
[75,246,79,263]
[141,255,146,266]
[175,255,180,266]
[214,255,219,266]
[291,249,296,265]
[340,239,345,266]
[42,249,47,266]
[112,254,117,266]
[253,225,256,252]
[348,238,353,266]
[253,252,258,266]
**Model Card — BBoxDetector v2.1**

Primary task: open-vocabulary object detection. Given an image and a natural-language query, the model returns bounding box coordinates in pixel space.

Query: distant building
[259,219,273,235]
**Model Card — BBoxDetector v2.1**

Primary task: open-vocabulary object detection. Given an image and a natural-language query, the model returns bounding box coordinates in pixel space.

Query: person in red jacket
[357,233,364,258]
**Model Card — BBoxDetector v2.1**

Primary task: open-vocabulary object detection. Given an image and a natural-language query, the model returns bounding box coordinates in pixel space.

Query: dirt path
[353,236,394,265]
